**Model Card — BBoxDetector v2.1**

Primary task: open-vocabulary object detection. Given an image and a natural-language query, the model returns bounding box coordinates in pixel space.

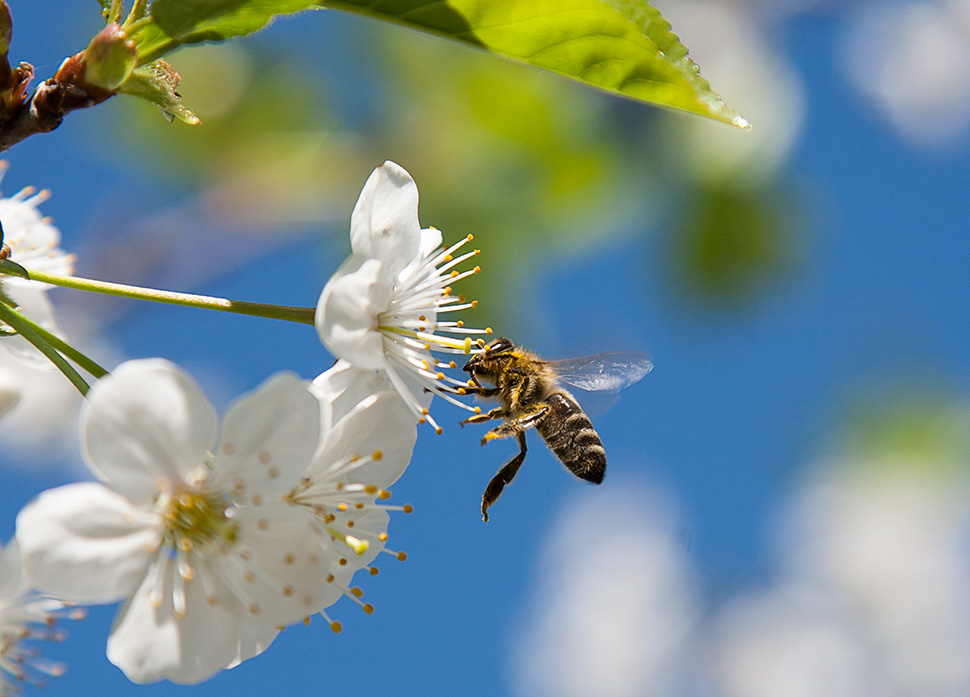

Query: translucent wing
[547,352,654,393]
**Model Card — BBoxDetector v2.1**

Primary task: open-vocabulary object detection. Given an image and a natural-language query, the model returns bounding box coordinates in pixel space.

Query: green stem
[17,269,316,325]
[0,302,90,396]
[12,312,109,379]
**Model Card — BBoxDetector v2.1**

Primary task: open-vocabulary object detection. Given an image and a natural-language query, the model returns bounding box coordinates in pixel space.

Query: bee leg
[460,407,505,428]
[480,405,548,445]
[459,384,501,399]
[482,431,528,522]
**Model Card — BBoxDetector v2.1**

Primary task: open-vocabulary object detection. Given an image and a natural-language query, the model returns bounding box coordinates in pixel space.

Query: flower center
[161,486,236,553]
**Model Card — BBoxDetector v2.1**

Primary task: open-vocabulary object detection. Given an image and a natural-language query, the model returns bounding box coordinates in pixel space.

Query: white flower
[15,360,346,684]
[280,360,421,629]
[0,539,80,695]
[0,163,75,366]
[315,161,490,433]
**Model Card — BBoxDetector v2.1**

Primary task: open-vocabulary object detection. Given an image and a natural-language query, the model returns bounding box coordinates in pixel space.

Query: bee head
[463,337,515,375]
[484,337,515,354]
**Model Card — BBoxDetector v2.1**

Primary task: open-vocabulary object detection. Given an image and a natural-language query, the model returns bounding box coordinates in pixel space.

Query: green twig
[12,269,316,325]
[11,312,109,379]
[0,302,90,396]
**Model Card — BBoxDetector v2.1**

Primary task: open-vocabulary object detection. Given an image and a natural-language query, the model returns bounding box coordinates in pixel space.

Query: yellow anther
[345,535,369,555]
[330,621,343,634]
[362,603,375,615]
[474,249,481,255]
[457,320,464,327]
[403,504,414,514]
[464,338,472,353]
[350,587,364,598]
[473,266,481,273]
[396,552,407,562]
[467,234,474,241]
[378,532,388,542]
[369,567,380,576]
[471,300,479,307]
[444,254,453,262]
[436,372,445,380]
[372,450,383,461]
[486,327,493,335]
[379,490,392,500]
[450,270,459,278]
[435,427,443,435]
[475,406,482,414]
[365,485,378,495]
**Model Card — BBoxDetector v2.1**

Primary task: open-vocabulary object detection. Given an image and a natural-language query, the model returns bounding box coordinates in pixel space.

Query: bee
[460,337,653,521]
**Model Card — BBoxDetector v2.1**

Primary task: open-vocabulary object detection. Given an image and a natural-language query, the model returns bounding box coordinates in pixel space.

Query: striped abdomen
[536,391,607,484]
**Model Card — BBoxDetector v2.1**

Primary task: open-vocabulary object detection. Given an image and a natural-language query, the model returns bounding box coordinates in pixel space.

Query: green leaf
[318,0,747,126]
[0,258,29,280]
[117,59,200,124]
[127,0,318,64]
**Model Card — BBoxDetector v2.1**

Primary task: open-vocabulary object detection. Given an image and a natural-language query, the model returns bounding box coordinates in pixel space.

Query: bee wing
[547,352,654,393]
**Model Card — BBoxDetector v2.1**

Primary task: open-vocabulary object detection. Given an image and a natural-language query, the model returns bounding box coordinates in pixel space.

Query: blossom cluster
[0,162,484,685]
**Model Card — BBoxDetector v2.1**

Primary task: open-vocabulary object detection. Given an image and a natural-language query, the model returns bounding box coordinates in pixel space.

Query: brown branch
[0,55,114,154]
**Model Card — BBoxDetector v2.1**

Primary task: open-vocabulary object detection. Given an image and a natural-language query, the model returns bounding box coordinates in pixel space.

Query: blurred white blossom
[512,481,699,697]
[780,463,970,695]
[842,0,970,146]
[710,584,877,697]
[0,539,80,695]
[0,164,75,366]
[653,0,805,187]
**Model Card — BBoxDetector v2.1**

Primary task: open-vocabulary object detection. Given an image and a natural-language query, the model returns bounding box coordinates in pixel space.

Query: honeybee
[461,337,653,521]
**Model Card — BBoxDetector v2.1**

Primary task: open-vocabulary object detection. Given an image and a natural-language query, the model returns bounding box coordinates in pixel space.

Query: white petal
[212,372,320,495]
[315,256,393,371]
[106,555,277,685]
[311,359,393,429]
[0,284,66,367]
[82,359,218,506]
[0,538,26,599]
[0,365,21,418]
[226,502,350,626]
[16,482,159,603]
[0,197,73,277]
[349,161,421,276]
[309,390,417,489]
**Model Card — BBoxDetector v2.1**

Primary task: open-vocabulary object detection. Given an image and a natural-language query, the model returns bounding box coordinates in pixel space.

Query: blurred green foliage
[839,387,970,476]
[670,184,801,306]
[103,12,802,333]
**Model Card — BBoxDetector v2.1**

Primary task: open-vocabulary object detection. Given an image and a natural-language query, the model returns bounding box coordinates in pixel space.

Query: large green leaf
[319,0,747,126]
[127,0,318,64]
